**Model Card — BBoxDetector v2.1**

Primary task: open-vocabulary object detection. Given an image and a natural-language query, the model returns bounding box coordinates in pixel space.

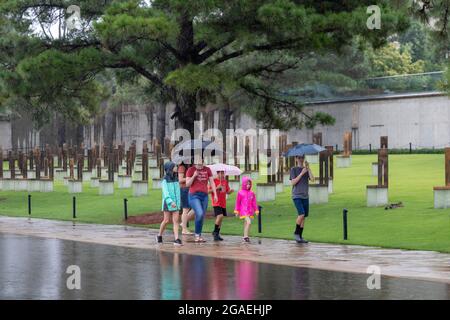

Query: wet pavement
[1,233,449,299]
[0,216,449,287]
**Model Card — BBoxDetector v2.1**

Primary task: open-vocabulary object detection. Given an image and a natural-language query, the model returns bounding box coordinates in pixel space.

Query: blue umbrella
[284,143,326,157]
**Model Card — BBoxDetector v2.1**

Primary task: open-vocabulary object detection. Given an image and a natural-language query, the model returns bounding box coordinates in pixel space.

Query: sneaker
[243,237,250,243]
[173,239,183,246]
[195,236,206,243]
[156,235,163,244]
[296,238,309,244]
[294,233,302,242]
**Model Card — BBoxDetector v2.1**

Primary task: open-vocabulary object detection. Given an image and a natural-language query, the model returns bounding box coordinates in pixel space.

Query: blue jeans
[188,192,209,236]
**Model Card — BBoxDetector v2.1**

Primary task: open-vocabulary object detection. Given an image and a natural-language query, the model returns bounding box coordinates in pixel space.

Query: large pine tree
[0,0,409,133]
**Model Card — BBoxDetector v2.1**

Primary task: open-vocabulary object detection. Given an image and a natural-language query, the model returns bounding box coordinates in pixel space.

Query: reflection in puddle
[0,234,449,300]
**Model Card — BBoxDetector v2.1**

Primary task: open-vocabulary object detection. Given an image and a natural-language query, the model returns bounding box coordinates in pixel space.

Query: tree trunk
[146,104,153,142]
[218,103,232,137]
[103,111,115,147]
[156,103,166,151]
[176,92,197,137]
[76,124,84,147]
[174,12,197,137]
[221,109,232,161]
[58,117,66,147]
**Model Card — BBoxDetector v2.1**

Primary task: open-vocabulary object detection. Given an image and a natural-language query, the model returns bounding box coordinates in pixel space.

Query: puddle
[1,233,449,300]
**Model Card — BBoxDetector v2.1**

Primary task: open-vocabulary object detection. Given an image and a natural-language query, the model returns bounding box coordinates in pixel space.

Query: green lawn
[1,154,450,253]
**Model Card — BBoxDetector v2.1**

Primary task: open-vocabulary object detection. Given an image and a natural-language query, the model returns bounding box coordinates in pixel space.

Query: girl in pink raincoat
[234,176,259,243]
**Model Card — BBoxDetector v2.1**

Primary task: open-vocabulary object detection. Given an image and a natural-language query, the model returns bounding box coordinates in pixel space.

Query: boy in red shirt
[209,170,234,241]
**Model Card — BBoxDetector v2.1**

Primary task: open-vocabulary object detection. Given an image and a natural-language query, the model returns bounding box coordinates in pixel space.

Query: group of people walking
[157,155,313,246]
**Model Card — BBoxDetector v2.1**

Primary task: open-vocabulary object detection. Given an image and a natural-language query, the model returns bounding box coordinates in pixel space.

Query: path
[0,216,449,284]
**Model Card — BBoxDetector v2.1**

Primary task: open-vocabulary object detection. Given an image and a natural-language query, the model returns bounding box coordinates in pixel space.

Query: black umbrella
[172,139,223,164]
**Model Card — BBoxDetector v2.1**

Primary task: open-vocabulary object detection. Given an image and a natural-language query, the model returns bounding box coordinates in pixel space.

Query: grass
[1,154,450,253]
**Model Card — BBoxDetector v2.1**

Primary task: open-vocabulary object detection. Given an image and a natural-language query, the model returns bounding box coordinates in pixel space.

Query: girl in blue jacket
[157,161,182,246]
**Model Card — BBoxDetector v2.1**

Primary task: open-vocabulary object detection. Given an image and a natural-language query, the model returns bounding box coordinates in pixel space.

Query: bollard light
[124,198,128,221]
[343,208,348,240]
[73,196,77,219]
[258,205,263,233]
[28,195,32,216]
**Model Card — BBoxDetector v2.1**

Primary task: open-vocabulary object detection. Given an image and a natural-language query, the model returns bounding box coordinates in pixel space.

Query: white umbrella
[207,163,243,176]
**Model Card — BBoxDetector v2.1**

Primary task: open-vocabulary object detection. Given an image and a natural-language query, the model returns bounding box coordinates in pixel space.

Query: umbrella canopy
[284,143,326,157]
[172,139,223,164]
[174,139,219,151]
[207,163,243,176]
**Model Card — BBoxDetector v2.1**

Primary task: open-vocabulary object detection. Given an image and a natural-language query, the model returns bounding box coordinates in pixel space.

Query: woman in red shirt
[186,159,218,243]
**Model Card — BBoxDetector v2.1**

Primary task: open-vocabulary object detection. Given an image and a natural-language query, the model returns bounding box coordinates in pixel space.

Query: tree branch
[43,39,102,51]
[240,83,312,121]
[126,61,164,89]
[197,38,235,63]
[239,59,300,78]
[207,38,303,65]
[159,40,182,61]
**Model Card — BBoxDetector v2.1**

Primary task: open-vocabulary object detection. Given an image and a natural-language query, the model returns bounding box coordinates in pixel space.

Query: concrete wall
[0,103,177,153]
[83,103,176,152]
[0,119,12,151]
[282,93,450,150]
[1,93,450,151]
